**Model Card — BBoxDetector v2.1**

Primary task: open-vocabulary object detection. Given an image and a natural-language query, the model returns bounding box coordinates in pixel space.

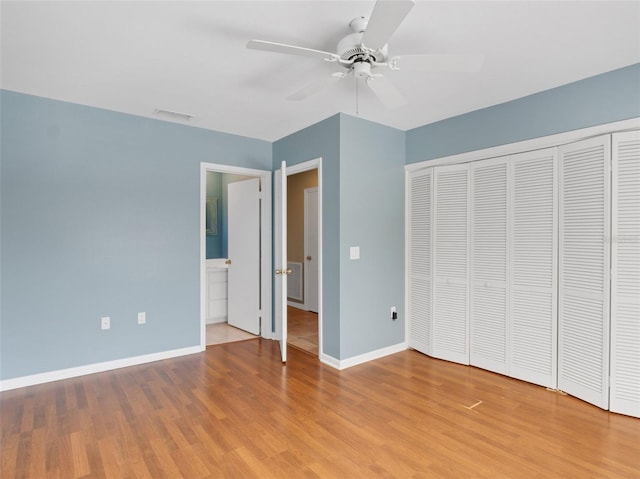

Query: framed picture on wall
[206,197,218,236]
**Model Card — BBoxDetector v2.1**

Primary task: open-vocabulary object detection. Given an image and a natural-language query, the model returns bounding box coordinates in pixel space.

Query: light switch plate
[350,246,360,260]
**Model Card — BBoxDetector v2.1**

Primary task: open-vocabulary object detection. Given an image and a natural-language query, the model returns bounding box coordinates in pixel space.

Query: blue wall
[2,63,638,380]
[0,90,271,380]
[273,114,405,360]
[406,63,640,164]
[273,115,341,358]
[339,115,405,358]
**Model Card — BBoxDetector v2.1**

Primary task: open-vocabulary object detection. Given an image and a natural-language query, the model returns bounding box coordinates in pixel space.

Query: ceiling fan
[247,0,484,108]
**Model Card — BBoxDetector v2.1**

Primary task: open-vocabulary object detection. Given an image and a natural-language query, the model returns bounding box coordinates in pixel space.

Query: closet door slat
[509,149,558,388]
[470,158,508,375]
[433,164,469,365]
[408,170,433,355]
[558,136,610,410]
[610,131,640,418]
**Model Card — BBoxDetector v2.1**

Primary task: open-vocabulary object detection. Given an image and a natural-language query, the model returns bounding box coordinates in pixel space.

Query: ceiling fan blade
[247,40,339,62]
[366,75,406,108]
[391,54,485,72]
[287,73,347,101]
[361,0,415,52]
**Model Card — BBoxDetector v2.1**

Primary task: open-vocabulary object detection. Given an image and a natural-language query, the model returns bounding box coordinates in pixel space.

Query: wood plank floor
[206,323,258,346]
[287,306,318,356]
[2,340,639,478]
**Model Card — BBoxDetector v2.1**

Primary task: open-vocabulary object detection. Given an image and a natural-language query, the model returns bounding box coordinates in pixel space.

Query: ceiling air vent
[153,108,193,121]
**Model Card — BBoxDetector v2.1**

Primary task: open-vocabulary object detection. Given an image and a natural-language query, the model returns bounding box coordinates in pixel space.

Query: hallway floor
[206,323,258,346]
[287,306,318,356]
[205,307,318,356]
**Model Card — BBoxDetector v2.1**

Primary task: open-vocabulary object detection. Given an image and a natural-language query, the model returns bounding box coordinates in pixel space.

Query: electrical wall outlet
[101,316,110,330]
[391,306,398,321]
[138,312,146,324]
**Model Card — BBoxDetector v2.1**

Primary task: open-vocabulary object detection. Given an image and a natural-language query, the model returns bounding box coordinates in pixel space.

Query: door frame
[200,162,272,349]
[284,158,323,357]
[303,186,319,313]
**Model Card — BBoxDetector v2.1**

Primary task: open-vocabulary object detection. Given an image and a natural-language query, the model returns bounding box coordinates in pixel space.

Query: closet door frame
[406,119,638,174]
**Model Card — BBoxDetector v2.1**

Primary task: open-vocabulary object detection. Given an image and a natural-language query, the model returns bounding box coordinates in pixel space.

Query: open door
[227,178,261,335]
[274,162,288,362]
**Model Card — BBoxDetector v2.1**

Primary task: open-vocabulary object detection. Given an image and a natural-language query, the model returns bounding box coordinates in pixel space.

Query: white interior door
[274,162,288,362]
[470,158,508,375]
[432,164,470,365]
[227,178,261,335]
[558,135,611,410]
[304,187,319,313]
[610,130,640,417]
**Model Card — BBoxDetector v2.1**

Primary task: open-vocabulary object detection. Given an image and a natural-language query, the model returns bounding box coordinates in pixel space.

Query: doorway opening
[200,163,272,349]
[284,159,322,358]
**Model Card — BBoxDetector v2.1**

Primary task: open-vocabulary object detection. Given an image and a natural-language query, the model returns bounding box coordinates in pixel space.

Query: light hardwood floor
[287,306,318,356]
[206,322,258,346]
[1,340,639,478]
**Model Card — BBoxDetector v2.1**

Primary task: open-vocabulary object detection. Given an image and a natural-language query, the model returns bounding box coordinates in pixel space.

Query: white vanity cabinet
[206,259,228,324]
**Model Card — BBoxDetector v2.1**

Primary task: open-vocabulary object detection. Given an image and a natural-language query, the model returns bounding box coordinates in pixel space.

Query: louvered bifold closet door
[470,158,508,375]
[558,136,611,410]
[408,169,433,355]
[610,131,640,418]
[433,164,469,364]
[509,149,558,388]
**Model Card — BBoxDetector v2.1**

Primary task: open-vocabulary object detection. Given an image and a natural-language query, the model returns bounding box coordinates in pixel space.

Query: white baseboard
[287,301,307,310]
[320,342,407,370]
[0,345,203,392]
[206,317,227,325]
[319,353,341,369]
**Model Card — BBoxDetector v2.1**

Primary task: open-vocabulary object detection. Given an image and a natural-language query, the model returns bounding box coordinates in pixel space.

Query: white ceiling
[2,1,639,142]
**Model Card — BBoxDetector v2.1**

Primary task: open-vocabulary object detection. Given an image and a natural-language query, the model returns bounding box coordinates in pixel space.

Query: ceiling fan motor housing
[337,18,388,66]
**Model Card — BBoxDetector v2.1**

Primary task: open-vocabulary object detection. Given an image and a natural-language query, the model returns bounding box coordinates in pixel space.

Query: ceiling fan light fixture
[353,62,372,79]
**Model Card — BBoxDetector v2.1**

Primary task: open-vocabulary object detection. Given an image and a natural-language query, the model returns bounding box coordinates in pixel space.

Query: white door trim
[285,158,323,358]
[406,118,640,172]
[200,162,272,350]
[304,186,319,313]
